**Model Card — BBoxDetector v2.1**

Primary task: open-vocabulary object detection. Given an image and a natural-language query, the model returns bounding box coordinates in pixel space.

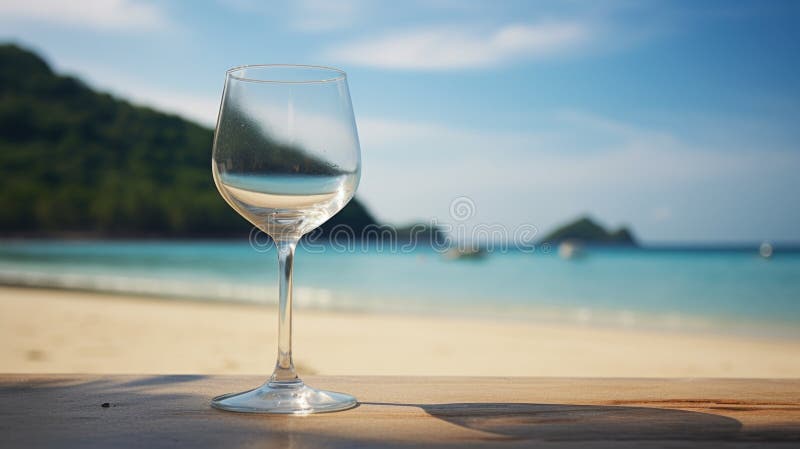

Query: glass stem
[269,238,300,386]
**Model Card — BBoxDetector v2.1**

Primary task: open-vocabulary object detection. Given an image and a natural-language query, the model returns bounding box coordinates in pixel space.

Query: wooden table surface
[1,375,798,448]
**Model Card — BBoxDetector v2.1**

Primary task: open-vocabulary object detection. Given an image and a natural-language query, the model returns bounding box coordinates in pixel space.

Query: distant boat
[444,247,486,261]
[759,242,773,259]
[558,240,585,260]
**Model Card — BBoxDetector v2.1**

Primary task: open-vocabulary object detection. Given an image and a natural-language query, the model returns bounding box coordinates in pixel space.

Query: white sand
[2,286,799,377]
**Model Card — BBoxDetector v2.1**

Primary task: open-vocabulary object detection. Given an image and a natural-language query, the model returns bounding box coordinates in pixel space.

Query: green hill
[0,43,377,237]
[540,216,637,246]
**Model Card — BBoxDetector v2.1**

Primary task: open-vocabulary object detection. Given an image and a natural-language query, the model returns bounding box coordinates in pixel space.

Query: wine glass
[210,64,361,414]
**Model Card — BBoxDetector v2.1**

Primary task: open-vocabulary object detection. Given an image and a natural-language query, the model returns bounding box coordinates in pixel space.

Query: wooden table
[1,375,798,448]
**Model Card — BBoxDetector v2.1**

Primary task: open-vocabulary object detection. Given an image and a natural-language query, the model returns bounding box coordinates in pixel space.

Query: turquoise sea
[1,240,799,339]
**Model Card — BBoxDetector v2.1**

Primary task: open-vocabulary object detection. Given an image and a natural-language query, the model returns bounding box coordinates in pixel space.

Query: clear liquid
[213,164,357,239]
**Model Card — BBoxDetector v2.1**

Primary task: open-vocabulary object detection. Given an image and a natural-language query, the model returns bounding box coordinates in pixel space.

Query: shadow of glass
[117,374,207,388]
[365,401,743,441]
[5,378,795,448]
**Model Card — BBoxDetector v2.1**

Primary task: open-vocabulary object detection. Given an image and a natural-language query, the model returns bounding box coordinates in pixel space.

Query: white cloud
[0,0,170,31]
[289,0,362,32]
[355,113,800,241]
[325,21,590,70]
[218,0,363,32]
[49,57,219,126]
[120,85,219,127]
[651,206,673,222]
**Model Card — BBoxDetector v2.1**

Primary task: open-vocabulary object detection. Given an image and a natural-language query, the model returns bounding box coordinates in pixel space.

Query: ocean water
[1,240,799,338]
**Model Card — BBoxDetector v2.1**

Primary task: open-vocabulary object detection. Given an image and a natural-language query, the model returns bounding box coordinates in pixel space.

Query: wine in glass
[210,64,361,414]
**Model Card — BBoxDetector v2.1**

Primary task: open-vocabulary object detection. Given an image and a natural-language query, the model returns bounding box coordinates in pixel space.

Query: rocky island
[540,216,637,246]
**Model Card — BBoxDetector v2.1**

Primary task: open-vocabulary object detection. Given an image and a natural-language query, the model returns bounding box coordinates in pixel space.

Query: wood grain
[0,375,798,448]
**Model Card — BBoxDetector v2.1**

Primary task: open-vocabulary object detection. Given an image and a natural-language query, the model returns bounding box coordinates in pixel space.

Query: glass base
[211,380,357,415]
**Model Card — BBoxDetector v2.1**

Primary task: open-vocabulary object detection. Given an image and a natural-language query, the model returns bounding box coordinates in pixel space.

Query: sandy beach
[1,286,799,378]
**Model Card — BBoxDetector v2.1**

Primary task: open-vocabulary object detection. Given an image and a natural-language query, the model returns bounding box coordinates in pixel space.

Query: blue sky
[1,0,799,243]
